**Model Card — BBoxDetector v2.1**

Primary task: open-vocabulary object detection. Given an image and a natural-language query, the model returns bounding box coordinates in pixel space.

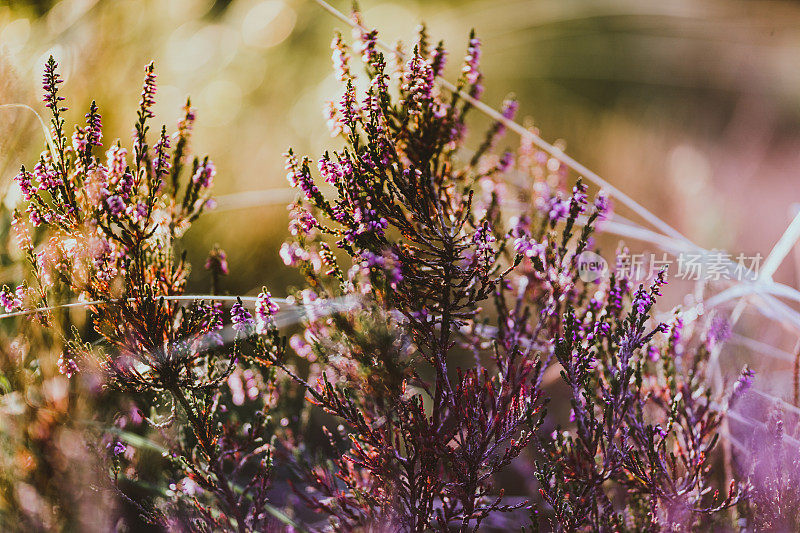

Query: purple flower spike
[42,56,67,112]
[256,290,280,333]
[231,300,255,335]
[139,62,157,119]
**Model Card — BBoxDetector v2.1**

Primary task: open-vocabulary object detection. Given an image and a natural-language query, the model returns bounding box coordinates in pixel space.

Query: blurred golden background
[2,0,800,299]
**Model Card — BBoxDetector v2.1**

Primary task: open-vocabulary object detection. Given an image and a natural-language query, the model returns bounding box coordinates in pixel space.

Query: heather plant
[281,26,546,530]
[279,19,741,532]
[737,406,800,531]
[3,58,292,532]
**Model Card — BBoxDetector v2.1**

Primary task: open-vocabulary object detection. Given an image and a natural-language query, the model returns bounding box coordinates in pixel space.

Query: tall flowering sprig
[134,61,157,168]
[81,100,102,168]
[42,56,67,167]
[284,22,546,530]
[169,98,196,193]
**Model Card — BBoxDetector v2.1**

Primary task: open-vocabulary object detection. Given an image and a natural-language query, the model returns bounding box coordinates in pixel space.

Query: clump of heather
[2,14,774,533]
[502,144,743,530]
[280,18,743,531]
[736,401,800,531]
[7,58,287,531]
[282,24,545,531]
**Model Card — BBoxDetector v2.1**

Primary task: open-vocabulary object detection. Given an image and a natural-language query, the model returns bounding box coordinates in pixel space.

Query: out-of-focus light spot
[230,58,267,95]
[166,0,214,20]
[166,23,240,74]
[1,18,30,55]
[46,0,99,35]
[154,85,185,123]
[362,3,418,44]
[670,144,710,195]
[198,79,242,127]
[241,1,296,49]
[166,23,212,74]
[290,73,339,142]
[5,182,22,210]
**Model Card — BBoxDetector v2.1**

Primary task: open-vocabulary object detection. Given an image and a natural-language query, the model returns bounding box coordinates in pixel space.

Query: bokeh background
[2,0,800,366]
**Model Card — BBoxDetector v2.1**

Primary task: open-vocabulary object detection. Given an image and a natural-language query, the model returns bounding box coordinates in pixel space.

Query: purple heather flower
[71,127,87,154]
[107,441,126,456]
[707,314,731,349]
[498,151,514,172]
[473,221,496,255]
[289,207,318,236]
[339,81,360,127]
[633,270,667,314]
[463,35,481,85]
[255,290,280,333]
[361,250,383,269]
[34,160,62,191]
[353,206,388,237]
[280,242,312,267]
[431,44,447,77]
[363,69,389,118]
[177,99,196,135]
[633,289,651,315]
[106,195,125,215]
[106,144,128,179]
[0,286,22,312]
[231,300,255,335]
[358,29,378,64]
[58,353,79,378]
[318,155,341,185]
[495,98,518,138]
[15,168,35,200]
[360,249,403,289]
[119,170,134,198]
[386,265,403,288]
[547,197,569,221]
[513,237,544,258]
[595,191,611,218]
[331,33,351,82]
[139,62,157,118]
[289,334,313,360]
[27,204,43,227]
[153,128,171,176]
[670,317,684,357]
[85,100,102,149]
[195,302,225,349]
[285,153,319,199]
[191,158,216,189]
[646,345,660,362]
[403,50,435,114]
[42,56,66,112]
[128,202,148,223]
[571,183,588,211]
[730,365,754,407]
[205,247,229,276]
